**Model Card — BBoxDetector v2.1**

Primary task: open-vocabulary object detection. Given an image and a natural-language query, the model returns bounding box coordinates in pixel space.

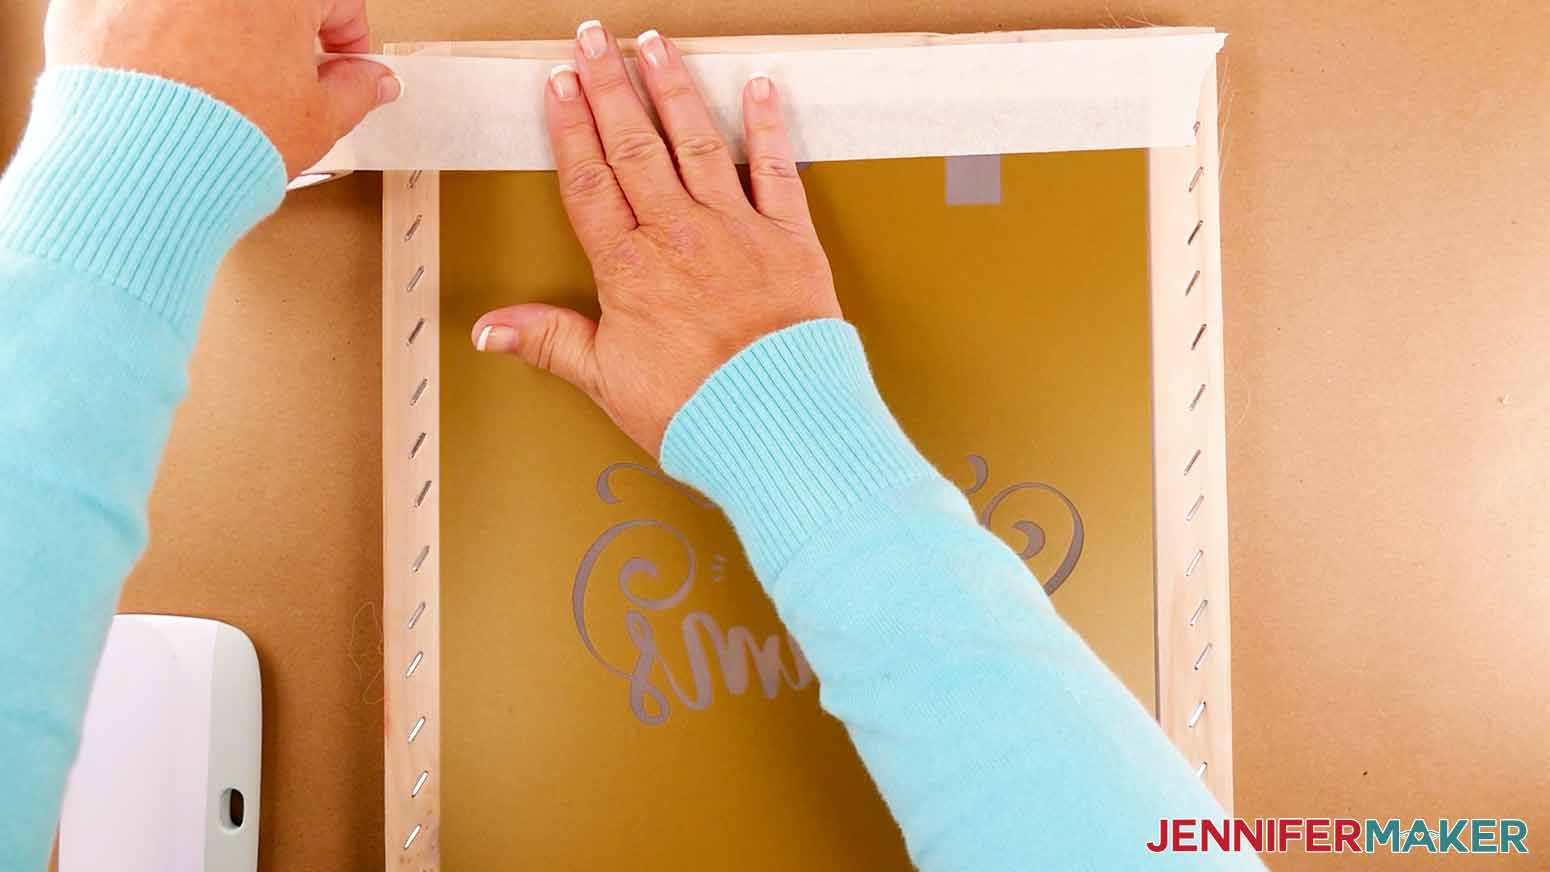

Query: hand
[43,0,400,177]
[470,22,842,458]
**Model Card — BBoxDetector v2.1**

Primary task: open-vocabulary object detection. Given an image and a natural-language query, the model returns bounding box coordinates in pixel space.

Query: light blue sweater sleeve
[0,65,1258,871]
[0,68,283,869]
[662,321,1265,871]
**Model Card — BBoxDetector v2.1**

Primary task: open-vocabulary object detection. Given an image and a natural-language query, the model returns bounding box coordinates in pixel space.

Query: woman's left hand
[43,0,401,177]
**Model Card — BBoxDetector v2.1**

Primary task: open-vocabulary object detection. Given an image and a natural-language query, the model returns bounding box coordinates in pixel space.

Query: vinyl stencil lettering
[573,456,1083,725]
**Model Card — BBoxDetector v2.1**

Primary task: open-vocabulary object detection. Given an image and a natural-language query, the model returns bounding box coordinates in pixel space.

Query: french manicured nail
[377,74,403,105]
[748,73,772,102]
[637,29,667,67]
[475,324,518,353]
[577,19,608,60]
[549,64,579,101]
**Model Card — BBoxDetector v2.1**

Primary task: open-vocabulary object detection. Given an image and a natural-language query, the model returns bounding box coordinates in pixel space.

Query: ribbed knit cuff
[0,67,286,343]
[661,319,939,579]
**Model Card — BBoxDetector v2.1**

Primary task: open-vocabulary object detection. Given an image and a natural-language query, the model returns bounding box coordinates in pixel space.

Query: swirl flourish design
[963,454,1085,596]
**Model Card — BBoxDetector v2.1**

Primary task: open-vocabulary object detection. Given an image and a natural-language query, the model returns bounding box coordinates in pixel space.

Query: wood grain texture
[381,167,440,868]
[1150,66,1235,809]
[380,44,447,872]
[436,25,1213,58]
[3,2,1546,869]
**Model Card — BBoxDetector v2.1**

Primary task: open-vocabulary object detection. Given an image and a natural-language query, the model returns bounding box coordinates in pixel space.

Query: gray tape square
[944,155,1002,205]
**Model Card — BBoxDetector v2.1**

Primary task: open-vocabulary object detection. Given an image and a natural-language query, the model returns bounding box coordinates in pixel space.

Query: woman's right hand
[469,21,843,458]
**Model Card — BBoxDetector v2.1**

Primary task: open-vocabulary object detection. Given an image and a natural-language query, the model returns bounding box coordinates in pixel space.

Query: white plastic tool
[59,615,262,872]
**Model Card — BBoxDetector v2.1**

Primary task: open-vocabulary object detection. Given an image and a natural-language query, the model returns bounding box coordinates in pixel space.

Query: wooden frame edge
[394,27,1216,61]
[1148,63,1235,809]
[382,41,448,871]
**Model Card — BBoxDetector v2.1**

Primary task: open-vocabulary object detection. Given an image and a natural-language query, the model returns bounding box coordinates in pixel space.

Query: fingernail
[549,64,579,101]
[577,19,608,60]
[475,324,518,353]
[637,29,666,67]
[377,73,403,105]
[748,72,772,102]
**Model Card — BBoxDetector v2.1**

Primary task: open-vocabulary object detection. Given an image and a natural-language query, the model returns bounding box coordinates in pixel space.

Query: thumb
[317,57,400,142]
[472,305,601,396]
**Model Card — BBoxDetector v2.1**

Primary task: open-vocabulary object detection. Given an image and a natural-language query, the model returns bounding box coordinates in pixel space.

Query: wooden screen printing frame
[379,30,1233,868]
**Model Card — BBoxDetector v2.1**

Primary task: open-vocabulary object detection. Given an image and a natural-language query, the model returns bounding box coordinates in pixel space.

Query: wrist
[0,67,286,343]
[660,319,939,579]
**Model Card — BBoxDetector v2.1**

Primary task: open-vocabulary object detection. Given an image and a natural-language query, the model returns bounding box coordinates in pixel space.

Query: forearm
[663,320,1263,870]
[0,68,282,868]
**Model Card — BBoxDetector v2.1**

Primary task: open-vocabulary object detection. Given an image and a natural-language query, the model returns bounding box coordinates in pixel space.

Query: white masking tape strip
[307,30,1224,173]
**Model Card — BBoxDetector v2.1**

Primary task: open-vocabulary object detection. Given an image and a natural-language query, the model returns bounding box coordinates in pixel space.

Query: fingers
[742,74,814,227]
[317,0,373,53]
[471,305,601,398]
[317,57,400,143]
[572,20,691,223]
[634,30,746,210]
[546,64,638,253]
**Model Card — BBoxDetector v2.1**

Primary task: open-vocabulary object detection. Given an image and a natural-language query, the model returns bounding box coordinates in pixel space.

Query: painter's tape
[944,155,1002,205]
[287,170,351,190]
[306,30,1224,174]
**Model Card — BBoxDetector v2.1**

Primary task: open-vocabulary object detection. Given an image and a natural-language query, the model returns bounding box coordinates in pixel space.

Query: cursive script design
[574,456,1083,724]
[574,465,812,725]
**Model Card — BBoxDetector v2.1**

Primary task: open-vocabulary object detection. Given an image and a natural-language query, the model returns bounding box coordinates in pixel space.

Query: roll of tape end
[286,170,353,191]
